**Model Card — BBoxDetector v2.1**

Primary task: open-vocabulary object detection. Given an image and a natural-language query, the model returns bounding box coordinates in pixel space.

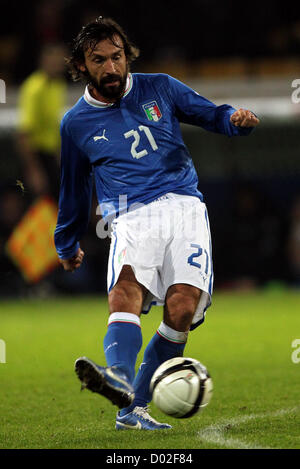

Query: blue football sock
[103,312,142,384]
[120,322,188,416]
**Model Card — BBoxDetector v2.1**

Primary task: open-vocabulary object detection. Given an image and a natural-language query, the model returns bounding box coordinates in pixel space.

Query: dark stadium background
[0,0,300,297]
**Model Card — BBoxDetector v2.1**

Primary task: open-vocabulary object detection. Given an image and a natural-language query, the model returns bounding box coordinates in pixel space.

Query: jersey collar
[84,73,133,108]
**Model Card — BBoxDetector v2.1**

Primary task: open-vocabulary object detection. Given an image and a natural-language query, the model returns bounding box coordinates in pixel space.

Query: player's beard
[87,66,128,101]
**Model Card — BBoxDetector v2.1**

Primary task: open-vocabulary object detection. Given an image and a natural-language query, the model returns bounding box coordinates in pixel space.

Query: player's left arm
[166,75,259,136]
[230,108,259,128]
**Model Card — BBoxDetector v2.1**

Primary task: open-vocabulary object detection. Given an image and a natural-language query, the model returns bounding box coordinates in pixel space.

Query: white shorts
[107,193,214,329]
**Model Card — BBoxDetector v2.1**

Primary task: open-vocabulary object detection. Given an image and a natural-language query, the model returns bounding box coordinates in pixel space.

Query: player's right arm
[54,117,93,270]
[59,247,85,273]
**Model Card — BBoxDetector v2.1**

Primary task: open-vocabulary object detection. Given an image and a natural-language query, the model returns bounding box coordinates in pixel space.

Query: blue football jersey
[55,73,253,259]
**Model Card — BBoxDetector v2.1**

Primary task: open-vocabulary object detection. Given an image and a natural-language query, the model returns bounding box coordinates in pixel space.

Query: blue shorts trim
[108,232,118,293]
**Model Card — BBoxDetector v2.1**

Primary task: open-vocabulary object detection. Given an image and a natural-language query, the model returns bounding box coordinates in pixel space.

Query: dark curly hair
[66,16,140,82]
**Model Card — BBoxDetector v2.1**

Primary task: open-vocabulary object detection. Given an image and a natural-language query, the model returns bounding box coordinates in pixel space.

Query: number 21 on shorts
[187,243,209,274]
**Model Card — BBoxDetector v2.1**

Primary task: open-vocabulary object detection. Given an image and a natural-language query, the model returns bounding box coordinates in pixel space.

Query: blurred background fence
[0,0,300,297]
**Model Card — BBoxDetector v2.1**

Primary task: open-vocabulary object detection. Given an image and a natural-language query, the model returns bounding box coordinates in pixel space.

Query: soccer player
[54,17,259,430]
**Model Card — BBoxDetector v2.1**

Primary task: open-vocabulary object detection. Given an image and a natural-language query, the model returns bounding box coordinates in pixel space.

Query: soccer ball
[149,357,213,418]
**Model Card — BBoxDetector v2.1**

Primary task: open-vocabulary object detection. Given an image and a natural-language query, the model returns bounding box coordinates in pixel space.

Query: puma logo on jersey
[93,129,108,141]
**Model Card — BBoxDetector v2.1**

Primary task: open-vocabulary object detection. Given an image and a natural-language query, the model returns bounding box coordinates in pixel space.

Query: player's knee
[108,281,143,315]
[165,286,201,331]
[164,296,195,331]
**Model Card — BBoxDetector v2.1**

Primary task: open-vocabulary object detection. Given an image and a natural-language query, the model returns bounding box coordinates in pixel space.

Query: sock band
[157,321,188,344]
[108,312,141,328]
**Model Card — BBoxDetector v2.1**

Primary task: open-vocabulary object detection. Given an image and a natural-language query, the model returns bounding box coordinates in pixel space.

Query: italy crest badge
[143,101,162,121]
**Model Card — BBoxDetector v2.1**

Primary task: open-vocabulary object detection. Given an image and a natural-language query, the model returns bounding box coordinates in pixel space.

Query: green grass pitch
[0,289,299,449]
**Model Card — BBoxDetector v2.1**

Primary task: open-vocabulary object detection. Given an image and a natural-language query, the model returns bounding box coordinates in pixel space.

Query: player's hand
[230,109,260,127]
[59,248,85,272]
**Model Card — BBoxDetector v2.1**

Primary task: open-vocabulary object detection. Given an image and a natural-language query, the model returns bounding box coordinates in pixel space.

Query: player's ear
[78,63,87,73]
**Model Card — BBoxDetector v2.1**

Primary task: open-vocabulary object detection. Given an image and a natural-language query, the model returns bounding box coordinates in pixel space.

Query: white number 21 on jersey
[124,125,158,159]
